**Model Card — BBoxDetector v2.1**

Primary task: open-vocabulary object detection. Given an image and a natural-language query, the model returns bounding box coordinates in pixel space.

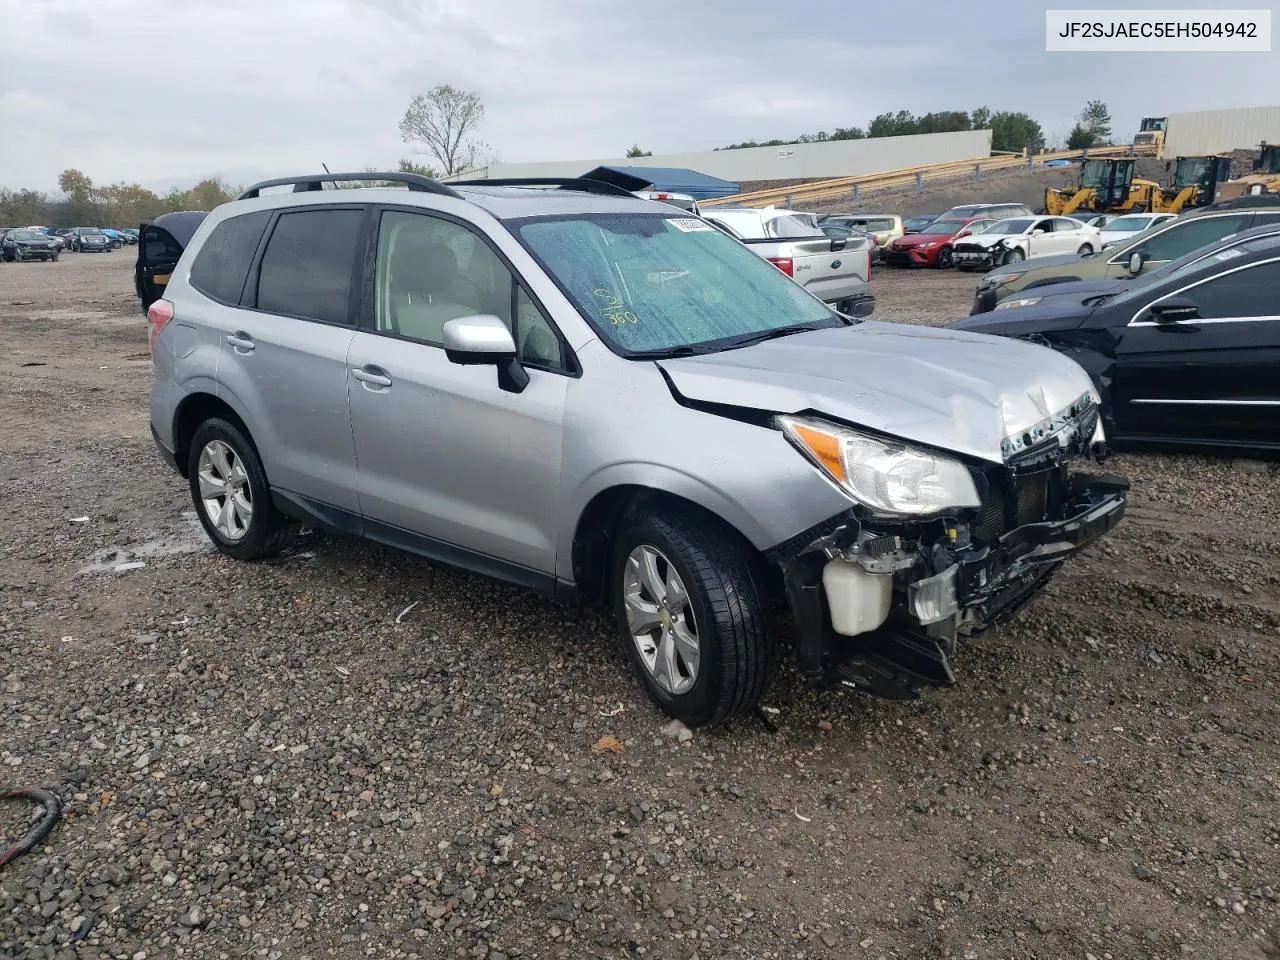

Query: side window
[1129,215,1252,262]
[1179,260,1280,319]
[1032,219,1051,233]
[142,225,186,268]
[1054,218,1081,232]
[375,210,512,345]
[1252,212,1280,225]
[375,210,569,372]
[188,211,270,304]
[255,209,363,324]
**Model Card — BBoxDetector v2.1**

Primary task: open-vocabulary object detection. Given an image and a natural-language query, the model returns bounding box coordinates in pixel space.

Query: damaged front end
[771,395,1128,700]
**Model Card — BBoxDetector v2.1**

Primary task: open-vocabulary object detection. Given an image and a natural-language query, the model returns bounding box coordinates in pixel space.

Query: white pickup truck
[702,206,875,317]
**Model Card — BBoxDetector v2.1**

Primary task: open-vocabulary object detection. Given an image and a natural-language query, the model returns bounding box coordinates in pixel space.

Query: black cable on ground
[0,787,62,869]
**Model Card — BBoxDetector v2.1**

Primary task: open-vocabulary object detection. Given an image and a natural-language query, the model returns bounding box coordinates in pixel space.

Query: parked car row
[955,193,1280,456]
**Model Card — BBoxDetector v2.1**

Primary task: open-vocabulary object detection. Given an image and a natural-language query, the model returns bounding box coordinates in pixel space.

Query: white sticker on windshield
[1211,247,1244,261]
[666,218,714,233]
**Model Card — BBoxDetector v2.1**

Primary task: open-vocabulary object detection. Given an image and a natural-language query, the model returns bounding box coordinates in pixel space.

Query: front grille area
[972,466,1062,544]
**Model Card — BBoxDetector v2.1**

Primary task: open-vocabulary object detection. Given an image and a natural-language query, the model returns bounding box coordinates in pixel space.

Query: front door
[346,207,573,580]
[1113,257,1280,447]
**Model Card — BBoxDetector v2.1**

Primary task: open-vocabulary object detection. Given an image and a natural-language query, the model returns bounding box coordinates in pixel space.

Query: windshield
[1102,216,1154,232]
[80,228,102,235]
[517,213,840,357]
[11,230,41,241]
[765,214,823,238]
[985,219,1033,235]
[920,219,968,235]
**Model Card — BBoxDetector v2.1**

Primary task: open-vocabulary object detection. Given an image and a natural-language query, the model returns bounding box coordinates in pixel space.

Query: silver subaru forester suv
[145,172,1127,727]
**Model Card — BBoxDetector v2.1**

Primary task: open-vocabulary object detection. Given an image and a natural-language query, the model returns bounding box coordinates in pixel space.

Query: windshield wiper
[628,344,711,360]
[718,323,826,350]
[1081,292,1117,306]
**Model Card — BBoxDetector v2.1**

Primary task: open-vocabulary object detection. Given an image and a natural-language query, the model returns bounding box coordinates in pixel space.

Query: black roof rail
[1205,193,1280,210]
[456,177,638,198]
[237,172,462,201]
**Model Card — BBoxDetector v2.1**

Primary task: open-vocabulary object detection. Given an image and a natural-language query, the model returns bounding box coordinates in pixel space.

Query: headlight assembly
[777,416,981,517]
[994,296,1042,310]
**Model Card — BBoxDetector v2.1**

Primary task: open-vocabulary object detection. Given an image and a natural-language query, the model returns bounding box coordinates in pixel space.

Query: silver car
[146,172,1128,727]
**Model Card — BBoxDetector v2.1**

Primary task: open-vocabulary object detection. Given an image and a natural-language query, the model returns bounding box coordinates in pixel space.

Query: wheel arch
[171,391,259,478]
[568,481,779,610]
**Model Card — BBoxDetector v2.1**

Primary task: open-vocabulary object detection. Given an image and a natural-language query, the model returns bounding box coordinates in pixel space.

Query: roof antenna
[322,163,337,190]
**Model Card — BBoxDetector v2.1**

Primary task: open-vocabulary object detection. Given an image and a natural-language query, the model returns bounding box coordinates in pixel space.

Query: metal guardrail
[702,144,1156,208]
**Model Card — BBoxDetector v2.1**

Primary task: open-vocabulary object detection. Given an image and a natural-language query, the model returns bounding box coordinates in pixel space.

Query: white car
[951,215,1103,271]
[1098,212,1178,249]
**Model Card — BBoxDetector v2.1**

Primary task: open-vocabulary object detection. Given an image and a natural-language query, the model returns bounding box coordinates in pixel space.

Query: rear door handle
[226,332,255,353]
[352,366,393,389]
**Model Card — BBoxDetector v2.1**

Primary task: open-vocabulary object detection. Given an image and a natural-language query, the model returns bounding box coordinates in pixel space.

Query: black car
[950,224,1280,455]
[2,229,60,262]
[73,227,111,252]
[135,211,208,310]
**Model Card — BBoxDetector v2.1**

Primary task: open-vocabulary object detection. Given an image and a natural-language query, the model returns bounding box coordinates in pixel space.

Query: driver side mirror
[1149,296,1200,324]
[442,314,529,393]
[1127,250,1147,274]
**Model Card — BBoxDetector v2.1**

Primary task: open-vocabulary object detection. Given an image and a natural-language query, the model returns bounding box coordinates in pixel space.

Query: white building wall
[448,129,993,184]
[1163,105,1280,156]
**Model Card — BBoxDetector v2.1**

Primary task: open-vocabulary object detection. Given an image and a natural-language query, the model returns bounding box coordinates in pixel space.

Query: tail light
[147,298,174,356]
[866,247,872,280]
[767,257,794,277]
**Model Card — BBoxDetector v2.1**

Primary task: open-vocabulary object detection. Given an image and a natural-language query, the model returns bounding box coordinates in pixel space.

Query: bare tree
[399,85,488,177]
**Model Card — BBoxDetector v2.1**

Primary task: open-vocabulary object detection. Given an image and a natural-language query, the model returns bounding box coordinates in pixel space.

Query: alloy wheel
[622,544,700,695]
[196,439,253,541]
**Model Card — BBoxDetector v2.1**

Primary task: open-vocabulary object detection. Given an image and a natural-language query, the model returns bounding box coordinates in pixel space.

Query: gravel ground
[1,252,1278,960]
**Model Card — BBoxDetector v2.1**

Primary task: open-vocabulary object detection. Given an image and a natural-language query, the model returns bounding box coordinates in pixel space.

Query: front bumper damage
[772,429,1128,700]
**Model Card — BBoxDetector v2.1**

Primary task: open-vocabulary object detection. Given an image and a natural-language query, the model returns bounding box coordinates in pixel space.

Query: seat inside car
[385,235,480,342]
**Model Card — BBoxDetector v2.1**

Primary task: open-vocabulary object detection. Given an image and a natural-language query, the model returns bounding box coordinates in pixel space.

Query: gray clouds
[1,0,1274,191]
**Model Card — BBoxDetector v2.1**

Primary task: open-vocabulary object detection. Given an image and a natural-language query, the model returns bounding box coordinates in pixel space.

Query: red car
[882,216,997,268]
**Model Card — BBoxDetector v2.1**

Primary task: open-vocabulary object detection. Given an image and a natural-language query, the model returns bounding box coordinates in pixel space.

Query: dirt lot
[1,252,1278,960]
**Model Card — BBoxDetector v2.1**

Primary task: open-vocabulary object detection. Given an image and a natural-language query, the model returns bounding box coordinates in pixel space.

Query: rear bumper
[151,424,181,475]
[833,293,876,318]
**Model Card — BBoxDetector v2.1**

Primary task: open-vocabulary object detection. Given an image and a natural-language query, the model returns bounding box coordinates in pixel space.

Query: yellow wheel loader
[1044,158,1161,216]
[1154,156,1234,213]
[1215,144,1280,201]
[1132,117,1167,158]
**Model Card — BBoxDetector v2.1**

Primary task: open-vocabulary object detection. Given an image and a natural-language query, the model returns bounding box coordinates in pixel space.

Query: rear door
[1113,255,1280,447]
[137,224,188,310]
[206,205,365,514]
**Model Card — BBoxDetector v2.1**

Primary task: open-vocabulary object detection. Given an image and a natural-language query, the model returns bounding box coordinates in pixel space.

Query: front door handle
[352,366,393,390]
[226,332,255,353]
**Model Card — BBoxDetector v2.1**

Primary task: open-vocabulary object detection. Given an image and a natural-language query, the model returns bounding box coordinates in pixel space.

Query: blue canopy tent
[580,165,740,200]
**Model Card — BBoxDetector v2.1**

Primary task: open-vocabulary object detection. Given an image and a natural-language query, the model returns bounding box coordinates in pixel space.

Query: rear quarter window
[188,211,271,305]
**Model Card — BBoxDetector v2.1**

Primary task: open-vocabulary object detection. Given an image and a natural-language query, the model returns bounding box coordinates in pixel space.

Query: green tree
[0,188,52,225]
[625,144,652,158]
[399,84,487,176]
[1079,99,1112,145]
[1066,123,1094,149]
[971,106,992,130]
[989,111,1045,153]
[183,178,235,210]
[398,157,438,177]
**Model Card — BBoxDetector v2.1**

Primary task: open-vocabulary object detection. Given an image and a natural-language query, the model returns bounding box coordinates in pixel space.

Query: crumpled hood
[657,322,1099,464]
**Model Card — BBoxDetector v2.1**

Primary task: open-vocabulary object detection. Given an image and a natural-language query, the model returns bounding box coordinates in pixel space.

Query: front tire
[610,506,775,727]
[187,418,299,561]
[1002,247,1026,265]
[936,246,954,268]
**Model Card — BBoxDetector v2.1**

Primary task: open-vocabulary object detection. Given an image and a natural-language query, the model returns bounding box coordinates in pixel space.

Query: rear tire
[187,418,299,561]
[610,505,775,727]
[1077,244,1093,255]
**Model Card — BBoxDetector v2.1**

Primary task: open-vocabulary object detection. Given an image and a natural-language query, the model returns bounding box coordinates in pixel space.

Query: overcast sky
[1,0,1275,193]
